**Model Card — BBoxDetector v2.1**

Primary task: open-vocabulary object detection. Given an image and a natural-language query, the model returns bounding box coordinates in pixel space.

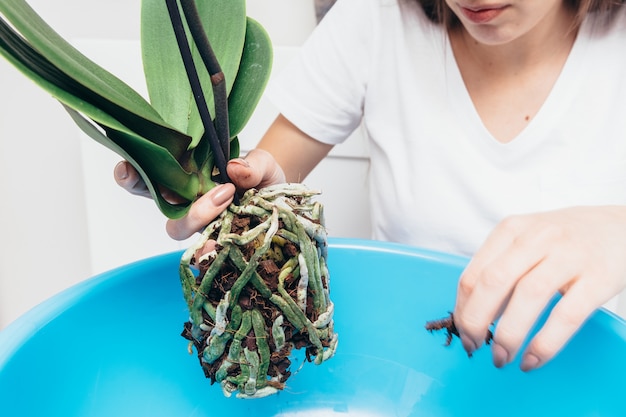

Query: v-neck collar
[444,17,591,152]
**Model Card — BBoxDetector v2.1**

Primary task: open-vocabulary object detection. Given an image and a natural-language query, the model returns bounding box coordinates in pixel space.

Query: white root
[322,333,339,362]
[296,253,309,312]
[209,291,230,339]
[243,348,260,395]
[313,301,334,329]
[272,315,286,351]
[236,385,279,399]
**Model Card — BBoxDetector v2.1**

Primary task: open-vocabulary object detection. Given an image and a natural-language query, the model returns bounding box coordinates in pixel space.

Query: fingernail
[114,162,128,180]
[461,337,478,357]
[209,183,234,206]
[491,343,509,368]
[520,353,541,372]
[229,158,250,168]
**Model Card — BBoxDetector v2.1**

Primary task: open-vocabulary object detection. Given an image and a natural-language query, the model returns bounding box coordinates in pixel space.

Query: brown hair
[414,0,625,28]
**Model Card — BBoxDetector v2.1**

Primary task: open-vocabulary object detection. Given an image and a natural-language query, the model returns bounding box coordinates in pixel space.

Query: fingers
[227,148,286,191]
[114,160,151,198]
[115,148,285,201]
[455,216,550,353]
[166,183,236,240]
[117,148,284,242]
[453,207,626,372]
[489,254,579,368]
[519,281,597,371]
[193,239,218,267]
[114,160,187,204]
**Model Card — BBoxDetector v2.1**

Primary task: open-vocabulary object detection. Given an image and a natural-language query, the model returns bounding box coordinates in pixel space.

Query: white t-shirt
[267,0,626,256]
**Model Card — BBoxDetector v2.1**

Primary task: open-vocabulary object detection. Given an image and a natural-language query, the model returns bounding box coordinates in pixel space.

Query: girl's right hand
[113,148,286,241]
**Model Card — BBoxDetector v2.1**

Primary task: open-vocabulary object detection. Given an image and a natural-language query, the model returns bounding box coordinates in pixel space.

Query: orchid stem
[179,0,230,163]
[165,0,230,185]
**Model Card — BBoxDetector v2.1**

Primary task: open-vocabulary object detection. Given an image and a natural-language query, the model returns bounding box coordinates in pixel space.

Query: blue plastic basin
[1,238,625,416]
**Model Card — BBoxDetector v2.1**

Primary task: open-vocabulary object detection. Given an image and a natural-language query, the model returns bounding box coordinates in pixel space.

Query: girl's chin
[460,25,519,47]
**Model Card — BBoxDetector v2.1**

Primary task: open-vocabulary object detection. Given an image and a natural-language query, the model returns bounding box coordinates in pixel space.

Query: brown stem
[165,0,231,185]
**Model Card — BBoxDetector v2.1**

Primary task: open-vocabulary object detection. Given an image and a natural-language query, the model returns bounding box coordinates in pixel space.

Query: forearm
[256,114,333,183]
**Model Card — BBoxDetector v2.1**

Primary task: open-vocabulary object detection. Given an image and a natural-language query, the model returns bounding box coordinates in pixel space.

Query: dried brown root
[425,312,493,357]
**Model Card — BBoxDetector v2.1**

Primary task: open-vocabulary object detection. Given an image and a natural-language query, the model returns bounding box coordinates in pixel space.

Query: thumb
[165,183,236,240]
[227,148,285,190]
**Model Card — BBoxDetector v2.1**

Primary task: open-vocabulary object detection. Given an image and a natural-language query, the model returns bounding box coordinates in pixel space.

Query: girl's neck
[447,5,581,143]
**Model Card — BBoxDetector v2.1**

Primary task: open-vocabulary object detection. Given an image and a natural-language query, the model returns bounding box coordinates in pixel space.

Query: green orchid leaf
[230,137,240,159]
[141,0,246,146]
[0,7,192,160]
[64,106,195,219]
[0,0,177,129]
[64,104,200,202]
[0,0,272,220]
[228,17,273,138]
[103,129,199,201]
[0,45,200,205]
[0,23,190,161]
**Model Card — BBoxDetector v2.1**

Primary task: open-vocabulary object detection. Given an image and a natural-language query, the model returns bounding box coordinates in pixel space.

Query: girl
[116,0,626,371]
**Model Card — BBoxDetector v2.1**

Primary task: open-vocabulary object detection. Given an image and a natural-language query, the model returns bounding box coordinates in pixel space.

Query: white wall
[0,1,371,329]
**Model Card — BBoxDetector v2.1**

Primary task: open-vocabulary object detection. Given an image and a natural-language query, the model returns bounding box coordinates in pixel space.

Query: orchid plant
[0,0,337,399]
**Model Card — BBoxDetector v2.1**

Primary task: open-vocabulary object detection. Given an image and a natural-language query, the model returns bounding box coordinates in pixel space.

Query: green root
[179,183,338,399]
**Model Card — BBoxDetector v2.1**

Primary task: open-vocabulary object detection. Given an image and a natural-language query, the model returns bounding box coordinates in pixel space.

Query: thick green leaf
[230,137,240,159]
[65,107,196,219]
[141,0,246,146]
[0,1,175,128]
[0,0,272,219]
[65,105,200,201]
[228,18,273,138]
[0,23,191,161]
[104,129,201,201]
[0,4,192,159]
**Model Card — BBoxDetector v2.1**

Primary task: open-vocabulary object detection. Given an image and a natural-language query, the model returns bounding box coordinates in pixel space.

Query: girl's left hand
[453,206,626,371]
